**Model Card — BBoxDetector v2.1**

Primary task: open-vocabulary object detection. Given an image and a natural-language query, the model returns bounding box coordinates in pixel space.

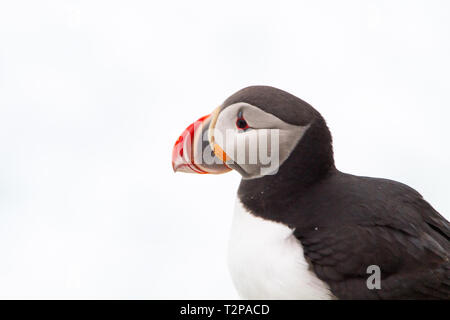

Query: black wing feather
[292,174,450,299]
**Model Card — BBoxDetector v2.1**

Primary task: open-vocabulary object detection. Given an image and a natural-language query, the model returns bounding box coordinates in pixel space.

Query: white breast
[228,198,334,300]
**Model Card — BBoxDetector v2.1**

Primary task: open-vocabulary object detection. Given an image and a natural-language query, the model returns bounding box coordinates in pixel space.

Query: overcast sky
[0,0,449,299]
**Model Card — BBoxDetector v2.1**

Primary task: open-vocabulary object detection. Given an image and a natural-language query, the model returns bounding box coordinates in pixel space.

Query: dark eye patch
[236,118,248,129]
[236,111,249,130]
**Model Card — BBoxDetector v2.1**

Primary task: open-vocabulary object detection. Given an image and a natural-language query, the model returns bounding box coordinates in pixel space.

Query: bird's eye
[236,117,249,130]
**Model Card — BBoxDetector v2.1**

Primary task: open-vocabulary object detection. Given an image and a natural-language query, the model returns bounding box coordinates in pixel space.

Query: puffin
[171,86,450,299]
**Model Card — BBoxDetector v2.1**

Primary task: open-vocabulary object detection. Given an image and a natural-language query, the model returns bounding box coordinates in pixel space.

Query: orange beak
[172,111,231,174]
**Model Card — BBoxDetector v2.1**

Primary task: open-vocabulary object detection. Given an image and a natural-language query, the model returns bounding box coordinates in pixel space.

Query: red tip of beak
[172,115,210,174]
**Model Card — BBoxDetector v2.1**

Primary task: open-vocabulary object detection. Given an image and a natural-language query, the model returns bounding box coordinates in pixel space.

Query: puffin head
[172,86,334,181]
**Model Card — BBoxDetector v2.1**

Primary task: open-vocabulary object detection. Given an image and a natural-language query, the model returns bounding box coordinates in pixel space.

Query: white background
[0,0,449,299]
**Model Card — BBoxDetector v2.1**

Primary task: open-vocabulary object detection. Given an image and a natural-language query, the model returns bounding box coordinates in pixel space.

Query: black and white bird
[172,86,450,299]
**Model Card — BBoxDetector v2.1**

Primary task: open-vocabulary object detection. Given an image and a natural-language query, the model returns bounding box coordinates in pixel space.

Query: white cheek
[223,130,259,164]
[212,102,310,177]
[211,123,262,164]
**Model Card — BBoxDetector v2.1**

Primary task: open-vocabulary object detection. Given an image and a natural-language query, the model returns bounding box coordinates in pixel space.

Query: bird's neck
[237,116,335,221]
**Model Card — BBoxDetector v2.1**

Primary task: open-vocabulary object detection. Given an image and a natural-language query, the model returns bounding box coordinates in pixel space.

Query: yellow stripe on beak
[213,144,230,163]
[209,105,231,163]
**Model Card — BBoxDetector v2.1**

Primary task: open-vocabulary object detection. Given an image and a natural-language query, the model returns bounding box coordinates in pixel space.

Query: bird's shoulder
[290,172,450,299]
[290,172,449,239]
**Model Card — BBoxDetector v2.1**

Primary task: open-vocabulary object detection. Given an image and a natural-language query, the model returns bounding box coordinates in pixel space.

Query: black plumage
[231,86,450,299]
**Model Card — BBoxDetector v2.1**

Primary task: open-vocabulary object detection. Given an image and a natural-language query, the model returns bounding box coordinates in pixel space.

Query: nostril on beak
[171,112,231,175]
